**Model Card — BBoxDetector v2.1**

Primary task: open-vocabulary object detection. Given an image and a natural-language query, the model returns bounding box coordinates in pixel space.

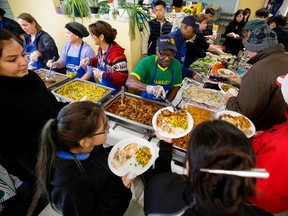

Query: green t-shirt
[131,55,182,87]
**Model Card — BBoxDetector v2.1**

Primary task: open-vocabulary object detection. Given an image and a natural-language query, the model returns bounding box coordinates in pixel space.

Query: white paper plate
[108,137,159,177]
[214,110,256,138]
[217,68,235,77]
[218,83,239,96]
[152,107,194,139]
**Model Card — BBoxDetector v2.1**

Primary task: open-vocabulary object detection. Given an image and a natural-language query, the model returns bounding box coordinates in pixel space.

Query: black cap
[182,15,201,34]
[156,35,177,52]
[65,22,89,38]
[0,8,6,15]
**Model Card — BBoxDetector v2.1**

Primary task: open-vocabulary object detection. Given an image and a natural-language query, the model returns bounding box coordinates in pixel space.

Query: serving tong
[120,86,126,108]
[161,96,178,111]
[43,56,56,83]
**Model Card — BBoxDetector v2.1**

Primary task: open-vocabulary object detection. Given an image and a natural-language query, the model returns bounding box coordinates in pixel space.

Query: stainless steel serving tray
[51,78,114,103]
[103,92,167,136]
[34,68,70,90]
[182,84,226,112]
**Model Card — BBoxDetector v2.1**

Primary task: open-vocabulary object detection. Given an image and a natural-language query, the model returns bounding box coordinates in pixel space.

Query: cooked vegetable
[135,146,152,167]
[55,80,109,101]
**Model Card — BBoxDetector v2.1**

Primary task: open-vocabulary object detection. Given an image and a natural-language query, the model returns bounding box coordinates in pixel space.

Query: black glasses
[92,122,110,136]
[157,50,175,59]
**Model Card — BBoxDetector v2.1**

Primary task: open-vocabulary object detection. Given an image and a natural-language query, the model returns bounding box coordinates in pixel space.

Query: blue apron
[66,42,95,83]
[141,60,175,102]
[0,20,3,29]
[97,45,119,94]
[24,32,44,69]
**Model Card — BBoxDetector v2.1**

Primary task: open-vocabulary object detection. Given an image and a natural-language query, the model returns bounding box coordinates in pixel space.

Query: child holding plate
[36,101,132,216]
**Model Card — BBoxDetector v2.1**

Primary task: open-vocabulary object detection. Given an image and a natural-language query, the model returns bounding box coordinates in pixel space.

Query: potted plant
[87,0,99,14]
[118,0,150,40]
[60,0,91,22]
[98,1,110,19]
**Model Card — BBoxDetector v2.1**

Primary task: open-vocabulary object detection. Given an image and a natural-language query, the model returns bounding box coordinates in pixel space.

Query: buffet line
[36,60,254,164]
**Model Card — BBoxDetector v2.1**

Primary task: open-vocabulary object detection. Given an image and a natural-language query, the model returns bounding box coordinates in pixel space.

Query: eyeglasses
[157,50,175,59]
[92,121,110,136]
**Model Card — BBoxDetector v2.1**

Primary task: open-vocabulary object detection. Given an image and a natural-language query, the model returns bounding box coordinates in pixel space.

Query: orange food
[173,106,214,150]
[211,62,225,74]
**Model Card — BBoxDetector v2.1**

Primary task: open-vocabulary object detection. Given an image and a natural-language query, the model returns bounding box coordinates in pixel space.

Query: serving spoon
[43,56,56,83]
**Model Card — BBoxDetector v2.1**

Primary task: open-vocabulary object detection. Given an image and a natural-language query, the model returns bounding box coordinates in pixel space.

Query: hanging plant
[60,0,91,22]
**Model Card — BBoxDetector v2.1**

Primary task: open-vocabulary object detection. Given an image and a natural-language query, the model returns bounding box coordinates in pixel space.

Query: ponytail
[36,119,62,207]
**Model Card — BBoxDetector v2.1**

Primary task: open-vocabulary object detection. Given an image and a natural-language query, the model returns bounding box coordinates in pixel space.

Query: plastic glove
[146,85,166,99]
[30,51,41,62]
[46,59,57,68]
[93,68,103,78]
[192,72,203,83]
[79,58,91,67]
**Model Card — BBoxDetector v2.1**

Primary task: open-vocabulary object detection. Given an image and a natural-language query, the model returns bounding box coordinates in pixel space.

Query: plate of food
[217,69,235,77]
[152,107,194,139]
[218,83,239,97]
[108,137,159,177]
[214,110,256,138]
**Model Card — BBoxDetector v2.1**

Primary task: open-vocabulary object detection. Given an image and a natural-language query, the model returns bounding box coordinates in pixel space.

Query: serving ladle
[43,56,56,83]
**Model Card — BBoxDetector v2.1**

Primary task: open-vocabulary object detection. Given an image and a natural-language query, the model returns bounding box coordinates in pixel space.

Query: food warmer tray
[34,68,70,90]
[103,92,167,137]
[51,78,114,103]
[170,100,215,162]
[182,84,226,112]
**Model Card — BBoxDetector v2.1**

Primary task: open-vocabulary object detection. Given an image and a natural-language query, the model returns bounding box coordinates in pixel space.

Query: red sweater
[90,42,128,89]
[250,121,288,213]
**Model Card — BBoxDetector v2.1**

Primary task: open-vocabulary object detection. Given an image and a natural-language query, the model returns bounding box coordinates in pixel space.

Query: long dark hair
[89,20,117,44]
[243,8,251,23]
[36,101,106,209]
[187,120,255,215]
[233,9,245,26]
[0,29,23,57]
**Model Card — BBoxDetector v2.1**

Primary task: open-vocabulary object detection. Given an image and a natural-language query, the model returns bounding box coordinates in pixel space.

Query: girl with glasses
[36,101,133,216]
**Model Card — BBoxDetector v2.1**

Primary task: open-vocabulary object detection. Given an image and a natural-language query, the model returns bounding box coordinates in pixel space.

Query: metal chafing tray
[34,68,70,90]
[51,78,114,103]
[171,100,215,161]
[182,84,226,112]
[103,92,167,137]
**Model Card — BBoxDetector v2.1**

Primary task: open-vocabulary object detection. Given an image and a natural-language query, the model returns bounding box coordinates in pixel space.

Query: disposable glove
[46,59,57,68]
[93,68,103,78]
[146,85,166,99]
[79,58,91,67]
[30,51,41,62]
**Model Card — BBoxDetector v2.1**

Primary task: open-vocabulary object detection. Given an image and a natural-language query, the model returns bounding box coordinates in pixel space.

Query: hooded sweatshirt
[90,42,128,89]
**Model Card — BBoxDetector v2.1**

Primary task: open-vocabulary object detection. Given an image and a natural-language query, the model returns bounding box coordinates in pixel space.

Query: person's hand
[155,131,173,143]
[206,52,213,57]
[93,68,103,78]
[235,34,240,39]
[216,48,224,55]
[46,59,57,68]
[192,72,203,83]
[146,85,166,99]
[223,91,234,101]
[79,58,91,67]
[228,32,236,38]
[121,173,135,188]
[229,75,242,86]
[30,51,41,62]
